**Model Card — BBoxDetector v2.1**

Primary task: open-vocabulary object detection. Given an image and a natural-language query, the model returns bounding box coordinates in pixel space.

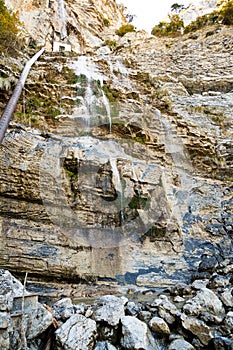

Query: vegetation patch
[0,0,23,56]
[116,24,135,37]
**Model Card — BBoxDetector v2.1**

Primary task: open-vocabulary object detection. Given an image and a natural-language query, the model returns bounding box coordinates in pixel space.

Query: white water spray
[58,0,67,39]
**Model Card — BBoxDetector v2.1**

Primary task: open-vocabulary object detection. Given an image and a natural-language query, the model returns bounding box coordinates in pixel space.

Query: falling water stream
[109,158,124,225]
[58,0,67,39]
[70,56,112,131]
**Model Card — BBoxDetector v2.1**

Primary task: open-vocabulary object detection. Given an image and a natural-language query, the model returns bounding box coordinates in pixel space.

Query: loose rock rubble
[1,260,233,349]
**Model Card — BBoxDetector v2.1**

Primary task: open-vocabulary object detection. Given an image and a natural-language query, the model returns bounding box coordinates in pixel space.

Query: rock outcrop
[5,0,126,52]
[0,270,53,350]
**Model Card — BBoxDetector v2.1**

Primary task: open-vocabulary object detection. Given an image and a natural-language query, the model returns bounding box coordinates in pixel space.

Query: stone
[207,275,230,289]
[93,295,126,326]
[125,301,141,316]
[198,254,218,273]
[149,316,170,336]
[168,338,194,350]
[224,311,233,331]
[158,300,180,325]
[138,311,152,323]
[169,283,192,296]
[0,312,11,329]
[181,314,214,345]
[120,316,159,350]
[52,297,75,321]
[208,337,233,350]
[94,341,117,350]
[55,314,97,350]
[220,289,233,308]
[27,303,53,340]
[191,279,209,290]
[173,296,185,303]
[200,312,223,325]
[183,288,225,316]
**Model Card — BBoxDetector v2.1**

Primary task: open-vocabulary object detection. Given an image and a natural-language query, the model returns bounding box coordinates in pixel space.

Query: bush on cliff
[116,24,135,37]
[219,0,233,25]
[0,0,21,56]
[151,14,184,37]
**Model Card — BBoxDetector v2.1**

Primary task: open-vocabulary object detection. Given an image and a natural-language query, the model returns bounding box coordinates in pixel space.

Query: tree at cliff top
[0,0,22,56]
[218,0,233,24]
[151,14,184,37]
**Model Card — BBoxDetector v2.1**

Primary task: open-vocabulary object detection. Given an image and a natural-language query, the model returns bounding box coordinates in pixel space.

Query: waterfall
[109,158,124,225]
[58,0,67,39]
[70,56,112,132]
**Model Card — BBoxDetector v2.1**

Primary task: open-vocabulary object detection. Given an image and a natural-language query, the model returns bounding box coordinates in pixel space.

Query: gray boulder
[27,303,53,340]
[181,314,214,345]
[168,338,194,350]
[93,295,126,326]
[224,311,233,331]
[149,316,170,336]
[120,316,159,350]
[94,341,117,350]
[55,314,97,350]
[220,289,233,308]
[183,288,225,316]
[52,298,75,321]
[158,299,180,325]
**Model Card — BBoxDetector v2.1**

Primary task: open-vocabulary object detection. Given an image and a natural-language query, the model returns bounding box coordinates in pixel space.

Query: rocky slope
[0,0,232,307]
[1,264,233,349]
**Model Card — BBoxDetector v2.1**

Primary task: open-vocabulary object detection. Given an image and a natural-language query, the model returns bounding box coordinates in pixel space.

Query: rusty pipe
[0,47,45,145]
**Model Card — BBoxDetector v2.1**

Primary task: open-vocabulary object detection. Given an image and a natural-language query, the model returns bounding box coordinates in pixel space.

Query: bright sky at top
[116,0,199,32]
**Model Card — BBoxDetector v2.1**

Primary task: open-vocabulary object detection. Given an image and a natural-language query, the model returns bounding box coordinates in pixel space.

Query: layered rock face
[4,0,125,52]
[0,0,232,294]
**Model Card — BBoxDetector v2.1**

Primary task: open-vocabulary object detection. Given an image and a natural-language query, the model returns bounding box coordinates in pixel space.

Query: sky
[116,0,198,32]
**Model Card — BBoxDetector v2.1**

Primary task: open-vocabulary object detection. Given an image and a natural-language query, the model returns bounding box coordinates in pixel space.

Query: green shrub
[0,0,21,55]
[103,18,110,27]
[151,14,184,37]
[219,0,233,25]
[104,39,117,51]
[116,24,135,37]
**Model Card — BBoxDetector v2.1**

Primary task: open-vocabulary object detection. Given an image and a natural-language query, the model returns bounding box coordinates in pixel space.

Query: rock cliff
[4,0,126,52]
[0,0,232,299]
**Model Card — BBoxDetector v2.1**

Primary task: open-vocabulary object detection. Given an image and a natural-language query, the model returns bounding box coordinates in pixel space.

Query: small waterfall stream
[70,56,112,132]
[57,0,67,39]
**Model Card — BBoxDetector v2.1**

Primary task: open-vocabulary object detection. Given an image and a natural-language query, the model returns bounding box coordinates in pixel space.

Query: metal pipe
[0,47,45,145]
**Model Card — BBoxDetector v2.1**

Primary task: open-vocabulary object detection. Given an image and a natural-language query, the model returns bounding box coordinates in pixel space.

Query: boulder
[120,316,159,350]
[183,288,225,316]
[52,298,75,321]
[168,338,194,350]
[149,316,170,336]
[94,341,117,350]
[93,295,126,326]
[181,314,214,345]
[224,311,233,331]
[125,301,141,316]
[158,299,180,325]
[220,289,233,308]
[198,254,218,273]
[55,314,97,350]
[27,303,53,340]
